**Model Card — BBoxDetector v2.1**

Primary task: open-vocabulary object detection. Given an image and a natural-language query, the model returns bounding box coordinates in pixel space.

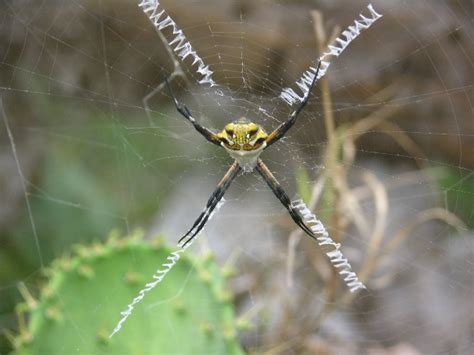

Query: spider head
[217,118,268,172]
[217,118,267,152]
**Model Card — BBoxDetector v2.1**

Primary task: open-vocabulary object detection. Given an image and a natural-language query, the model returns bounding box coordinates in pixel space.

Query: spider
[166,62,321,247]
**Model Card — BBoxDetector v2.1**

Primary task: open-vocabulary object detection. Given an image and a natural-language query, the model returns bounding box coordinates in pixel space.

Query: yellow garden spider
[166,62,322,248]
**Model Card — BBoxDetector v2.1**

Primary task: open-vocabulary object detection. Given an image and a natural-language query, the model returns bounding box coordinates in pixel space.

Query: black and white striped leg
[165,79,222,147]
[256,158,316,240]
[265,61,321,148]
[179,161,241,248]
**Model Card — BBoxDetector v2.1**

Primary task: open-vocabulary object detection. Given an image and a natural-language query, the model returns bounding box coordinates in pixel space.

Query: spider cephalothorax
[217,119,268,172]
[165,61,321,247]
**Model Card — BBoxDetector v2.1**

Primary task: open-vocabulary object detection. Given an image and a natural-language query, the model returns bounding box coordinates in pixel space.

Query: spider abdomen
[217,118,268,172]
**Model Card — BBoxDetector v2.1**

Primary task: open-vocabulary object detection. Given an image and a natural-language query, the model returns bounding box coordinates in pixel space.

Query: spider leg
[265,61,321,148]
[165,79,221,147]
[179,161,241,248]
[255,159,316,240]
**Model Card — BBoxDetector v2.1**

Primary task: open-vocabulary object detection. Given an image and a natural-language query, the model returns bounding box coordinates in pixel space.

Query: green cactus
[11,231,244,354]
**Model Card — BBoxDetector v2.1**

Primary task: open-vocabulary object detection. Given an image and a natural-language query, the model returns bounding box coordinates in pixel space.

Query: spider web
[1,0,473,353]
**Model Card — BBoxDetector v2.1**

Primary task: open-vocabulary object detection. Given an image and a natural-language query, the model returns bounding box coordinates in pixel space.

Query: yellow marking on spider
[217,118,267,151]
[217,118,268,171]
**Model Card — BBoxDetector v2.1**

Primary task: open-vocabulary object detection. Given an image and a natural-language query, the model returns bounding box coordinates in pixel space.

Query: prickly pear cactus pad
[13,232,243,354]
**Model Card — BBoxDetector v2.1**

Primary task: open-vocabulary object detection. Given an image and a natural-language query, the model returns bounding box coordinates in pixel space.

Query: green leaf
[13,234,243,355]
[296,166,311,204]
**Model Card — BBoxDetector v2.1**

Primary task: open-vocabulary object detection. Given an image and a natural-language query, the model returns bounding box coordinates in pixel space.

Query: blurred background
[0,0,473,354]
